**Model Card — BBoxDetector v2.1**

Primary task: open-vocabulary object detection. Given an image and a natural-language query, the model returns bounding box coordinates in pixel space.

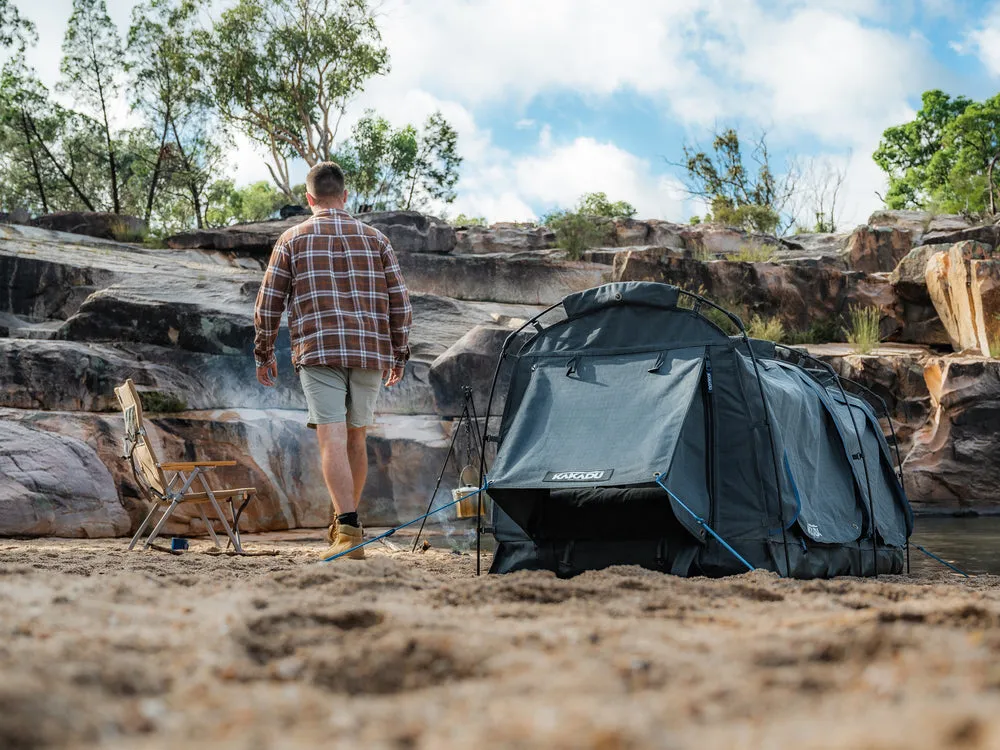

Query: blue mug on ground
[170,537,189,551]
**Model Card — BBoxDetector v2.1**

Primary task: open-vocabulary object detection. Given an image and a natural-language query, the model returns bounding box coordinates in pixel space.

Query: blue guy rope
[654,473,755,573]
[323,482,489,563]
[915,544,970,578]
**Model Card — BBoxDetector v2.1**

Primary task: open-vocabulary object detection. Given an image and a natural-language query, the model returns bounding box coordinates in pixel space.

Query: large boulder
[427,324,532,418]
[677,223,781,260]
[0,408,458,532]
[398,251,608,305]
[31,212,148,242]
[868,210,971,246]
[167,211,457,256]
[612,248,895,337]
[925,241,996,352]
[355,210,457,254]
[777,233,851,268]
[887,244,951,346]
[455,223,555,254]
[0,420,129,537]
[919,223,1000,250]
[845,225,912,273]
[905,357,1000,510]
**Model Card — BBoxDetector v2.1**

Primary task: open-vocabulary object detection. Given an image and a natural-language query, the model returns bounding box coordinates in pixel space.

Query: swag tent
[482,282,913,579]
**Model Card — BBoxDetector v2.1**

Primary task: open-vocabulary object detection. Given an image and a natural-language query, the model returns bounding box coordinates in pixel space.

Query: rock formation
[5,207,1000,537]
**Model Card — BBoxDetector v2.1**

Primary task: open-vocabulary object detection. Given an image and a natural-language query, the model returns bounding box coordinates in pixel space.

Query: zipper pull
[705,357,714,393]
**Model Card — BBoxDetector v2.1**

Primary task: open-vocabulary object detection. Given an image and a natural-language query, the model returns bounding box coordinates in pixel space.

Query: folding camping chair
[114,379,256,553]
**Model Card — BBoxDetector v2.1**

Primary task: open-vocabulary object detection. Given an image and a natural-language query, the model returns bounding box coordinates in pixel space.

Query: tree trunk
[24,113,96,211]
[95,70,121,214]
[145,116,171,224]
[988,151,1000,217]
[20,108,48,213]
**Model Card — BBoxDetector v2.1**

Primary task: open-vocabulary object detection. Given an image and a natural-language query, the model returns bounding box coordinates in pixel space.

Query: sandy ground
[2,535,1000,750]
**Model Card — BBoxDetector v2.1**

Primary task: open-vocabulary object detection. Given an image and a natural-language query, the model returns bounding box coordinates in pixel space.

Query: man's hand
[257,361,278,387]
[384,365,404,388]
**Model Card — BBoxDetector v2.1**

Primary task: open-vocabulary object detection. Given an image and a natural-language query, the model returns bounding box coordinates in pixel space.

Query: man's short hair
[306,162,346,199]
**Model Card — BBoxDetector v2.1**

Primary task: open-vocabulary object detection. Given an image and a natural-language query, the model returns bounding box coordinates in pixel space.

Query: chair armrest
[160,461,238,470]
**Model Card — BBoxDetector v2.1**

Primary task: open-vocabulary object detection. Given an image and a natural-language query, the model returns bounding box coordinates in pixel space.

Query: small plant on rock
[139,391,188,413]
[726,243,777,263]
[747,314,785,342]
[845,306,881,354]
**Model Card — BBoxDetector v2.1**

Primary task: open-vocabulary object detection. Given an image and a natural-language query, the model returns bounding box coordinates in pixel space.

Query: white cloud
[958,6,1000,77]
[13,0,937,225]
[514,135,688,219]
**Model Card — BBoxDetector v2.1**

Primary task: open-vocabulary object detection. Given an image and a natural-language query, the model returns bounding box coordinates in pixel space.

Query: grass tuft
[845,306,881,355]
[747,314,785,342]
[726,243,777,263]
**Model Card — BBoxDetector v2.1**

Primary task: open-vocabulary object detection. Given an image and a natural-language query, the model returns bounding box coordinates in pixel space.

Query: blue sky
[15,0,1000,227]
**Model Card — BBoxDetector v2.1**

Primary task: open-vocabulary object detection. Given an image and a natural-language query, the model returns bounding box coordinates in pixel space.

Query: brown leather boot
[320,523,365,560]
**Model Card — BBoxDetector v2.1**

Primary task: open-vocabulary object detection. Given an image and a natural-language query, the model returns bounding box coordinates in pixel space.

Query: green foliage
[689,215,701,225]
[785,317,842,346]
[127,0,225,229]
[60,0,126,213]
[541,191,636,259]
[107,216,148,243]
[138,390,187,413]
[725,243,777,263]
[203,180,288,226]
[845,306,881,354]
[747,314,785,342]
[336,110,461,212]
[0,0,36,52]
[874,90,1000,215]
[453,214,488,227]
[577,191,637,218]
[543,210,607,260]
[680,129,791,234]
[199,0,390,196]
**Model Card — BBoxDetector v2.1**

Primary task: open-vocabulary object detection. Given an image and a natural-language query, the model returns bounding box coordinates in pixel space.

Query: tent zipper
[705,355,717,529]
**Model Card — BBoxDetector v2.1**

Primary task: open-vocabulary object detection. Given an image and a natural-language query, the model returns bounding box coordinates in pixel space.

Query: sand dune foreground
[1,538,999,749]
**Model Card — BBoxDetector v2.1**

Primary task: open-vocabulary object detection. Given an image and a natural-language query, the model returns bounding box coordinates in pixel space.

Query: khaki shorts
[299,366,382,429]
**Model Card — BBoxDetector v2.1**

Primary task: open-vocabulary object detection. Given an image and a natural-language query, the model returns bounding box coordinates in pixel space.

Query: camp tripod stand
[410,386,488,565]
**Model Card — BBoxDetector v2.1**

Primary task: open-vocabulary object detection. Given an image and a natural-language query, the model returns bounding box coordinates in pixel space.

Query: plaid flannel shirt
[253,208,412,372]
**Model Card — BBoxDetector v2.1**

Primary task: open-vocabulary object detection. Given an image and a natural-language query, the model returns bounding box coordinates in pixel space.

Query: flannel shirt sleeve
[380,237,412,367]
[253,239,292,368]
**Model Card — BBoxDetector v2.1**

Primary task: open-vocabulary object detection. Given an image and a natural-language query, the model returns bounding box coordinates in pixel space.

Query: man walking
[253,162,412,560]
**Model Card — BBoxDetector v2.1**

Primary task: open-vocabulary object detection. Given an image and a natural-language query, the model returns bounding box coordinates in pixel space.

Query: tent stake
[324,484,489,563]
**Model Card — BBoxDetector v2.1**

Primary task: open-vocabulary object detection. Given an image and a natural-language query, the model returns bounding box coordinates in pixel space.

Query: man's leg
[317,423,356,515]
[346,426,368,507]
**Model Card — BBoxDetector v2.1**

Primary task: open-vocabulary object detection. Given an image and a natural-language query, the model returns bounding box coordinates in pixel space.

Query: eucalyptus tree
[200,0,390,197]
[60,0,126,213]
[337,110,462,212]
[128,0,224,226]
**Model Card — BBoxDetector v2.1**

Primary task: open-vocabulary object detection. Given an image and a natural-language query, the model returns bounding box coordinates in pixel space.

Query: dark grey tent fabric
[489,347,706,490]
[486,281,913,579]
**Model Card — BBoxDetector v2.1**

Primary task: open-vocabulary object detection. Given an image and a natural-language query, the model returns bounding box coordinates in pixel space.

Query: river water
[909,516,1000,576]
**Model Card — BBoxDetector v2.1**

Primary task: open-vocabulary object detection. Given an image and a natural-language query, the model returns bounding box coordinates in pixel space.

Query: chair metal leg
[198,474,242,553]
[144,499,180,549]
[197,505,221,548]
[128,502,161,551]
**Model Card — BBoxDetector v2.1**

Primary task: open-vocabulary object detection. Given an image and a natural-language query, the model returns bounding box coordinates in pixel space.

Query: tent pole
[411,401,469,552]
[477,301,564,578]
